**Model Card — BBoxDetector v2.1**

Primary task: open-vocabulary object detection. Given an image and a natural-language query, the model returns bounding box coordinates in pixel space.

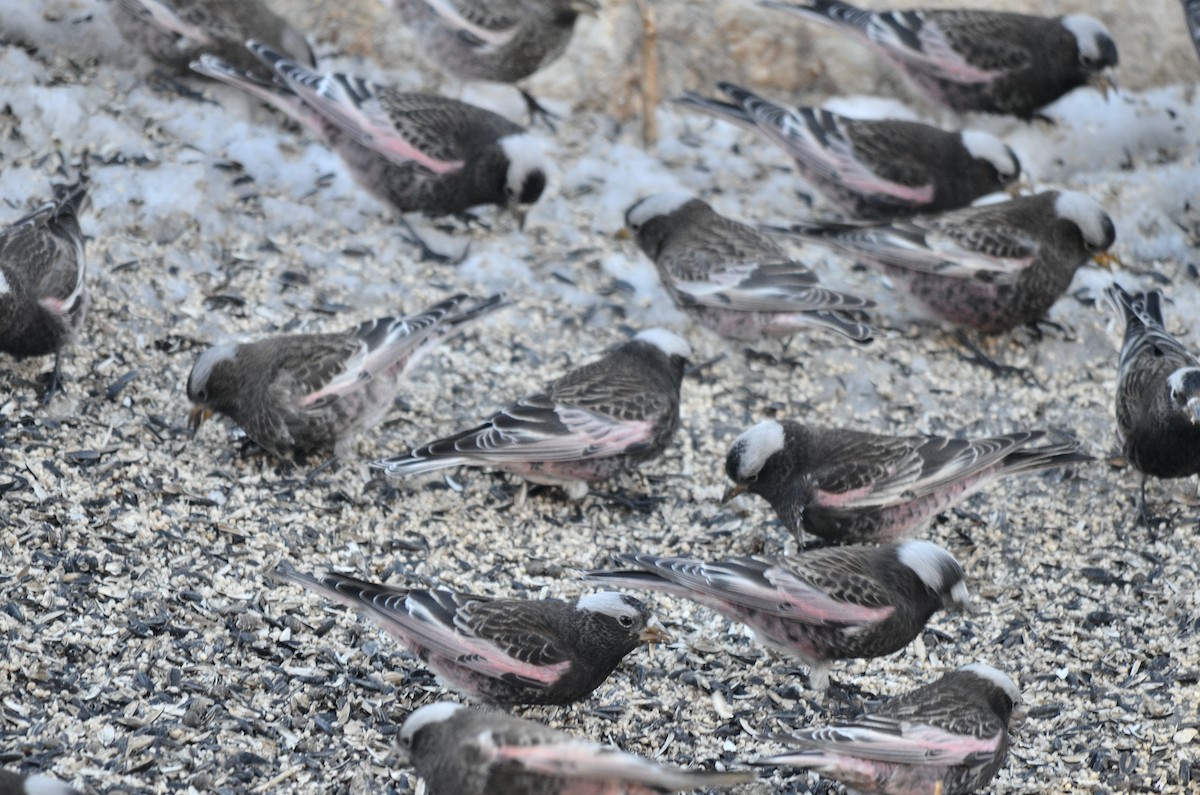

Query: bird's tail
[1105,283,1164,331]
[583,553,696,598]
[774,308,874,344]
[1001,431,1093,476]
[760,0,874,34]
[272,561,412,611]
[370,447,474,477]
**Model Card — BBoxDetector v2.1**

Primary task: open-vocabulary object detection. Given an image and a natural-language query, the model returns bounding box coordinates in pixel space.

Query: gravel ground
[1,2,1199,794]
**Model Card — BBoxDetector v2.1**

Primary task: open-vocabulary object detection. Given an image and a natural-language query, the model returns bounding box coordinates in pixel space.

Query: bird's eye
[197,388,208,402]
[400,735,412,749]
[618,615,634,628]
[747,474,759,483]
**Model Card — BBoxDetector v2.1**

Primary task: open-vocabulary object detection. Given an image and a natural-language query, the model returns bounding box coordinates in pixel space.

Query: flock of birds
[2,1,1200,794]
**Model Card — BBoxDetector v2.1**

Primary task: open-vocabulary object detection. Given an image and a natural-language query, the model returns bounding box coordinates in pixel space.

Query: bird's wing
[865,10,1018,84]
[0,183,89,317]
[251,42,467,172]
[769,718,1004,766]
[477,732,757,788]
[671,259,870,314]
[812,433,1034,508]
[727,87,935,204]
[119,0,215,43]
[620,555,894,625]
[414,0,522,48]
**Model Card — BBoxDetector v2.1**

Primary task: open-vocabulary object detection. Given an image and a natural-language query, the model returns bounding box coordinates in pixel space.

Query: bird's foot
[1024,318,1074,342]
[304,456,339,485]
[38,354,64,405]
[396,217,457,263]
[593,489,664,514]
[519,89,560,132]
[954,331,1041,388]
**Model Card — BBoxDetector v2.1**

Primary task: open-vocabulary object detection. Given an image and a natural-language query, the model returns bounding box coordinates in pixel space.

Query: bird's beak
[570,0,599,15]
[1009,697,1029,726]
[949,581,973,613]
[1005,178,1031,198]
[1187,396,1200,425]
[189,405,213,434]
[1091,251,1120,271]
[614,227,632,241]
[721,483,748,504]
[639,618,671,646]
[510,205,529,232]
[1089,71,1117,99]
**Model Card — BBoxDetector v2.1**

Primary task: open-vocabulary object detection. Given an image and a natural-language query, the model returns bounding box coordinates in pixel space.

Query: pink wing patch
[766,568,896,624]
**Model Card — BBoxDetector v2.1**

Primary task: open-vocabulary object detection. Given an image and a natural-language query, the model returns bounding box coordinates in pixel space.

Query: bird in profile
[0,180,89,402]
[724,419,1092,545]
[625,193,874,342]
[378,0,599,124]
[373,328,691,500]
[275,564,669,707]
[1107,285,1200,525]
[113,0,315,76]
[399,701,757,794]
[755,663,1022,795]
[587,541,969,691]
[187,294,503,460]
[677,82,1021,220]
[767,191,1117,334]
[762,0,1118,119]
[191,42,549,243]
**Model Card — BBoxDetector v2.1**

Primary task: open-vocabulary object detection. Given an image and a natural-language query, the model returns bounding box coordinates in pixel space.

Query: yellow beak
[1091,251,1120,271]
[639,619,671,645]
[1089,72,1117,99]
[721,483,748,504]
[189,405,213,434]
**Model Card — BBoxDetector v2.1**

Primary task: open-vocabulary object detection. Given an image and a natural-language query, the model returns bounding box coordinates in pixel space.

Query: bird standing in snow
[0,180,89,402]
[1107,285,1200,524]
[625,193,874,342]
[724,419,1092,545]
[373,328,690,500]
[276,564,668,707]
[768,191,1117,334]
[191,43,549,241]
[587,541,969,691]
[187,294,503,460]
[677,82,1021,220]
[755,663,1022,795]
[398,701,757,794]
[763,0,1118,119]
[113,0,315,75]
[378,0,599,123]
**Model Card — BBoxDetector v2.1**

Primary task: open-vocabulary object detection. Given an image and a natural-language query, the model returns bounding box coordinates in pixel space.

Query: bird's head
[960,662,1025,725]
[576,592,671,654]
[1062,15,1118,94]
[624,192,699,258]
[398,701,463,758]
[722,420,811,533]
[960,131,1022,192]
[897,540,971,612]
[1053,191,1116,261]
[499,133,550,229]
[186,343,239,432]
[1168,368,1200,425]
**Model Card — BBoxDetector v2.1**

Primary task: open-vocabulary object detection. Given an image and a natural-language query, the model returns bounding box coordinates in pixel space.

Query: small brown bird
[756,663,1022,795]
[400,702,757,794]
[187,294,503,459]
[0,180,89,401]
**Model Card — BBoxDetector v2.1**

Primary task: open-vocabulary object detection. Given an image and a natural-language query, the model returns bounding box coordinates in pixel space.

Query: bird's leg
[519,88,560,133]
[1025,317,1074,342]
[954,330,1041,388]
[593,488,664,514]
[40,352,64,405]
[515,480,528,509]
[305,456,339,485]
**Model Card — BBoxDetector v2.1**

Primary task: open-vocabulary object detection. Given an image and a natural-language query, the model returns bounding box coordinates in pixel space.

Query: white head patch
[1168,367,1200,397]
[22,775,78,795]
[634,328,692,359]
[961,663,1022,703]
[626,192,697,229]
[732,420,785,480]
[1053,191,1113,248]
[960,131,1018,179]
[577,591,642,619]
[400,702,463,746]
[189,343,239,393]
[897,540,963,593]
[1061,15,1112,62]
[499,133,549,190]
